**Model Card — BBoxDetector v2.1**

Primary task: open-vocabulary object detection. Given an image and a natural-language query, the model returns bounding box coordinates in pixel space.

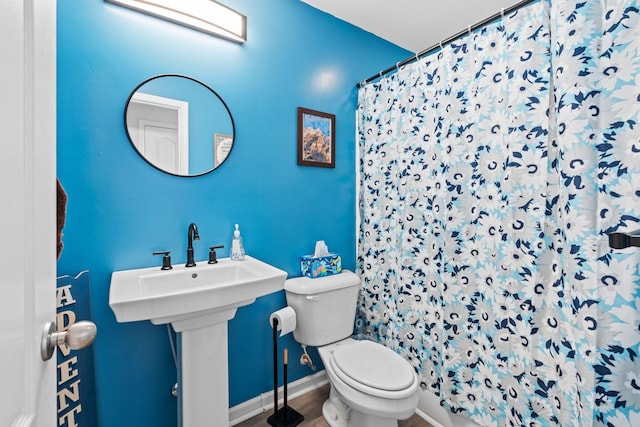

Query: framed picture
[214,134,233,168]
[297,107,335,168]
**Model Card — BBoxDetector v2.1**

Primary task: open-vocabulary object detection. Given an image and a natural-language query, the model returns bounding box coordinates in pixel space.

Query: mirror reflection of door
[139,120,182,174]
[127,92,189,175]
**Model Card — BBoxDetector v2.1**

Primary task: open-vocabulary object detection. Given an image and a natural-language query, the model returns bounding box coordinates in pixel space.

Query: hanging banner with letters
[56,271,98,427]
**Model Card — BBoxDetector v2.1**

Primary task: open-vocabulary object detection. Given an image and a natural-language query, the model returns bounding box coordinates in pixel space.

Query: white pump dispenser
[230,224,245,260]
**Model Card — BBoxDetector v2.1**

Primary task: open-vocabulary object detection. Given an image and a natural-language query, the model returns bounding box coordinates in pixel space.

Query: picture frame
[214,134,233,168]
[297,107,335,168]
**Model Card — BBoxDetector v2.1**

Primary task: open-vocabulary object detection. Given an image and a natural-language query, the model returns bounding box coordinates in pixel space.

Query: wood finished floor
[235,384,433,427]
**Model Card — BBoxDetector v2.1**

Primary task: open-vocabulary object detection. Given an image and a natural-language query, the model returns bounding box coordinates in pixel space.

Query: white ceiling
[300,0,519,53]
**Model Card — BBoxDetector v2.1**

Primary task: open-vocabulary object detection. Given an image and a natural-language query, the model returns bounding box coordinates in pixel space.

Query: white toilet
[284,270,419,427]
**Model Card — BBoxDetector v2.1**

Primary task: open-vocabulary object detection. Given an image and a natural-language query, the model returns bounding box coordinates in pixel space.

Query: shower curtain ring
[468,25,472,36]
[396,61,401,70]
[501,7,505,18]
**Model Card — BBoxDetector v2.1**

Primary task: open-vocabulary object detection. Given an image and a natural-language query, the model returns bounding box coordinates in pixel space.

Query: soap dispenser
[230,224,245,260]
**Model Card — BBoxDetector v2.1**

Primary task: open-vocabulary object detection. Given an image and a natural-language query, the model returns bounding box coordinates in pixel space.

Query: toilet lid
[331,340,415,392]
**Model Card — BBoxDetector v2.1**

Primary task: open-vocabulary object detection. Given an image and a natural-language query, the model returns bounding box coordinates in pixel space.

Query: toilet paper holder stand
[267,316,304,427]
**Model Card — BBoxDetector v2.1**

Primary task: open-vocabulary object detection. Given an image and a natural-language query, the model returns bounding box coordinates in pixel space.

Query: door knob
[41,320,97,361]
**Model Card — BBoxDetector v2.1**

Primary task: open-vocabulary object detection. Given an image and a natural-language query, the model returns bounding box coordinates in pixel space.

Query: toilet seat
[329,340,418,399]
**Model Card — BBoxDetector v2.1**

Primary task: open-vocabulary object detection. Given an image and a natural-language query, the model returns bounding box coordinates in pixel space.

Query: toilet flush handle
[305,295,319,302]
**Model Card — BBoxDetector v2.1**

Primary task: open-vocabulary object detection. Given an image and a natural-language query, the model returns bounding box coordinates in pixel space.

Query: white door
[0,0,57,426]
[127,93,189,174]
[138,120,185,174]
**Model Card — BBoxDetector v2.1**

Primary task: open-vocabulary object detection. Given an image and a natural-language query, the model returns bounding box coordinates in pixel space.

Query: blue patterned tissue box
[300,254,342,278]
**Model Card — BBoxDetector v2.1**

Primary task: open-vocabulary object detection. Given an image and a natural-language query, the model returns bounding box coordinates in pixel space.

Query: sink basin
[109,255,287,327]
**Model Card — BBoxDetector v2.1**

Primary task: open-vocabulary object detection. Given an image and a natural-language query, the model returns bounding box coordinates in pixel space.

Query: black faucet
[186,223,200,267]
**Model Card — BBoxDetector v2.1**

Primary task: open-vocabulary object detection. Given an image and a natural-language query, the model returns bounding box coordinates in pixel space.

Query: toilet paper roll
[269,307,296,337]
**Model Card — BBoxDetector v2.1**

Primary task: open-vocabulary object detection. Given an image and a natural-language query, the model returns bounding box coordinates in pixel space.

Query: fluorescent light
[105,0,246,43]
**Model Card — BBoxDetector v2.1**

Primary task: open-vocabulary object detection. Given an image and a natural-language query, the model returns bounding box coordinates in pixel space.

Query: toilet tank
[284,270,361,347]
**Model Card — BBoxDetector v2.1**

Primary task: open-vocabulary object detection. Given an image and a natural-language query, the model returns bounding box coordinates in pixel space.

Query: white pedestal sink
[109,256,287,427]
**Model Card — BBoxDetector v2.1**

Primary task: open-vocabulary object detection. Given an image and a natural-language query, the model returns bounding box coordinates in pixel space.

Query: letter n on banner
[56,271,98,427]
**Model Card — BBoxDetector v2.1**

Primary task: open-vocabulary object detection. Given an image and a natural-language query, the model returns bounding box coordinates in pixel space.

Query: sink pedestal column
[172,304,252,427]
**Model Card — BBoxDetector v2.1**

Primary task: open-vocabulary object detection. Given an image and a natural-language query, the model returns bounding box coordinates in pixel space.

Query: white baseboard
[415,407,445,427]
[229,371,329,426]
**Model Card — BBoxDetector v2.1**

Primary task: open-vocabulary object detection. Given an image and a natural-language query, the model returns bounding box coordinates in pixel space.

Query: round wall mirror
[125,74,235,177]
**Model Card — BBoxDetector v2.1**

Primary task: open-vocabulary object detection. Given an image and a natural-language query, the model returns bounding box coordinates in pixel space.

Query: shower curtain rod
[356,0,538,88]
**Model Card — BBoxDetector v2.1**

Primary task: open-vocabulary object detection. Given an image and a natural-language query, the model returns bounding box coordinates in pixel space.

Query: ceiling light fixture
[105,0,246,43]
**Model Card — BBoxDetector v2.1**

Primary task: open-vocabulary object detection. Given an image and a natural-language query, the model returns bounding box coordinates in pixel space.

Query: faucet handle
[208,245,224,264]
[153,251,173,270]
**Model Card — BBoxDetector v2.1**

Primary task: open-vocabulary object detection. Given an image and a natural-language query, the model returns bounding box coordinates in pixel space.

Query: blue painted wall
[56,1,409,426]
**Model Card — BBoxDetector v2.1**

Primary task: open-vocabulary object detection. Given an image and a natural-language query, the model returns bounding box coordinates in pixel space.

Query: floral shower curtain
[356,1,640,426]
